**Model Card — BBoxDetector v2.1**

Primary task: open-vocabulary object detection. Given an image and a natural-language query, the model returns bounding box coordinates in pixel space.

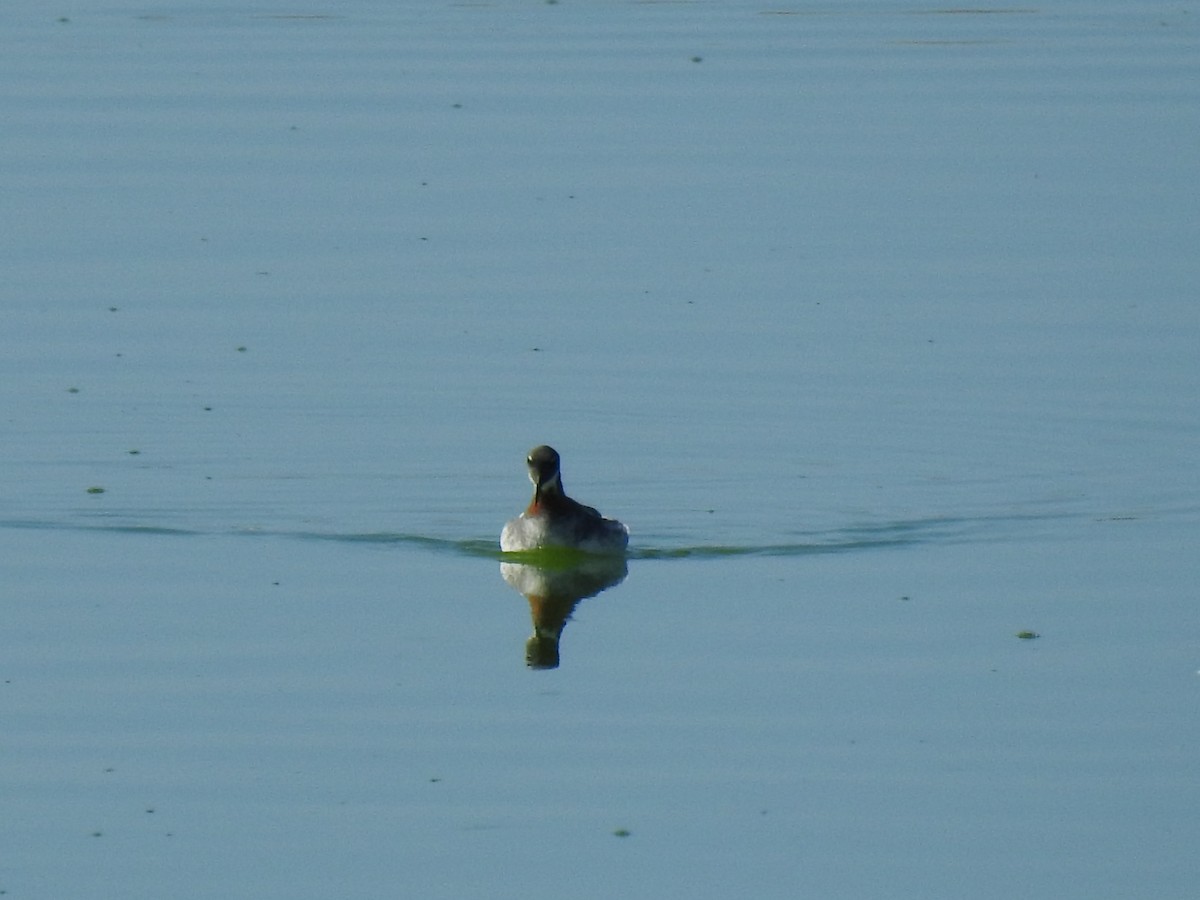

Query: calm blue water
[2,2,1198,898]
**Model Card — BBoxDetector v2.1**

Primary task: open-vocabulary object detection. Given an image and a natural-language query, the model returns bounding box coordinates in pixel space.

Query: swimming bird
[500,445,629,554]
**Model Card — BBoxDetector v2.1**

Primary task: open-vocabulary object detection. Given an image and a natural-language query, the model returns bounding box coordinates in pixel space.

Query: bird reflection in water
[500,553,627,669]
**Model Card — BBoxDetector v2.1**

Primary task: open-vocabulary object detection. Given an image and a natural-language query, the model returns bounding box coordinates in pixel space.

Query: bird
[500,445,629,554]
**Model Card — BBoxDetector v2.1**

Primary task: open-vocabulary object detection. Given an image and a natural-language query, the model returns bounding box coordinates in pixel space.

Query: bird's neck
[528,476,567,515]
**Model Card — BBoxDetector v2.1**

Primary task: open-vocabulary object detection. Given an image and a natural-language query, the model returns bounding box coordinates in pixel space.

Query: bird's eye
[526,457,534,465]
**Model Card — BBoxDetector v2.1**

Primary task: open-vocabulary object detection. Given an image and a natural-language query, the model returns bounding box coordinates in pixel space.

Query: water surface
[2,2,1198,898]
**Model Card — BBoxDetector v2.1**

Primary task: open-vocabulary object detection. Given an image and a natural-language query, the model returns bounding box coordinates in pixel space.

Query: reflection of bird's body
[501,555,628,669]
[500,445,629,554]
